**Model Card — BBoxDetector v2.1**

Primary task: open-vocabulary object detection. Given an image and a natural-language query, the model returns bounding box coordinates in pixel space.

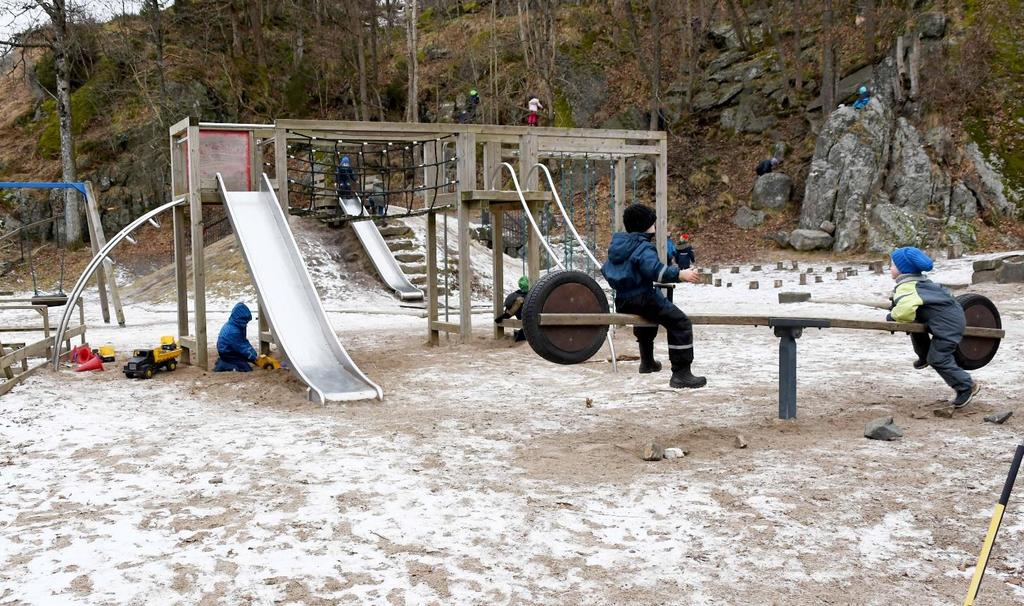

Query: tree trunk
[406,0,418,122]
[648,0,661,130]
[50,0,81,248]
[821,0,836,115]
[864,0,877,66]
[793,0,803,91]
[356,9,369,121]
[144,0,168,123]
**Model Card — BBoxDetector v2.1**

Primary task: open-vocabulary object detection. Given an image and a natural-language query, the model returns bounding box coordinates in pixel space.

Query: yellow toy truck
[123,336,182,379]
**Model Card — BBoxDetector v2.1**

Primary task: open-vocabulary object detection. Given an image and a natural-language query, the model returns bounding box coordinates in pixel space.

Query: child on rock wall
[601,204,705,388]
[887,246,981,408]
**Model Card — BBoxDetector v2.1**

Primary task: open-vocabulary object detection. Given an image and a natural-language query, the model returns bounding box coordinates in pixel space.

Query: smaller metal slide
[338,197,424,301]
[219,174,383,403]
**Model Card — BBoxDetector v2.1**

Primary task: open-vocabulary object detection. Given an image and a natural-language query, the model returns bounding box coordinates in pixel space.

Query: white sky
[0,1,160,42]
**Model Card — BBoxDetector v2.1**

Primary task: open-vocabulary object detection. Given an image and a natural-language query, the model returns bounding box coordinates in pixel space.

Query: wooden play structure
[0,297,86,396]
[166,117,669,369]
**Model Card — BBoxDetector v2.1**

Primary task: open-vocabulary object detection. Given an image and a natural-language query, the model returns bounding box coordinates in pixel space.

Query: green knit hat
[518,276,530,292]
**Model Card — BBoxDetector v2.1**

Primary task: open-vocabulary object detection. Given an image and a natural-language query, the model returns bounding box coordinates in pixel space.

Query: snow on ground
[2,255,1024,604]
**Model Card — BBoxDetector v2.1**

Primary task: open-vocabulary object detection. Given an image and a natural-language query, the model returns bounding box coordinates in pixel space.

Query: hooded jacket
[217,303,258,364]
[888,275,965,340]
[601,232,680,301]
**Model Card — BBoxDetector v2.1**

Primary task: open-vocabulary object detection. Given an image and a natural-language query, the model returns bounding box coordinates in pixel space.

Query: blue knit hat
[891,247,934,274]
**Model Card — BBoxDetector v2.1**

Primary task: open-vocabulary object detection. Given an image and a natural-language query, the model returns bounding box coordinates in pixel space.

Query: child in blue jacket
[602,204,705,388]
[214,302,259,372]
[887,247,981,408]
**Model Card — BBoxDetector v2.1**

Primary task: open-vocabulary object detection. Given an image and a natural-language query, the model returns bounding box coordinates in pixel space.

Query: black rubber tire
[167,361,177,372]
[143,367,154,379]
[955,293,1002,370]
[522,270,610,365]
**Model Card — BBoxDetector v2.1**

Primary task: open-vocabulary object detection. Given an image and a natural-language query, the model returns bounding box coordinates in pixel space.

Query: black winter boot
[637,340,662,374]
[670,364,706,389]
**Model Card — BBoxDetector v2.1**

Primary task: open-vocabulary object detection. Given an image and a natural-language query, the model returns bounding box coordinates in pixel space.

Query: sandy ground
[2,255,1024,605]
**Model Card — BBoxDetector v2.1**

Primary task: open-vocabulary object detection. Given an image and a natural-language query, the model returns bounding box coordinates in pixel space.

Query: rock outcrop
[751,173,792,209]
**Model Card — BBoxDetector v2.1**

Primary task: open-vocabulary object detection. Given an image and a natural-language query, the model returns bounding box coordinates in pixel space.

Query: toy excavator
[255,354,281,370]
[123,336,182,379]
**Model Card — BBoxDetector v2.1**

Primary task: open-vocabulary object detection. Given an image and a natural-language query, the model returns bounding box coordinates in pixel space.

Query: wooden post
[426,209,440,345]
[519,133,540,284]
[456,131,477,342]
[257,296,271,356]
[483,141,502,190]
[423,139,438,208]
[274,127,289,212]
[82,185,110,324]
[83,182,125,326]
[655,137,669,263]
[613,159,626,232]
[187,123,209,369]
[172,204,188,341]
[909,36,921,100]
[492,207,505,339]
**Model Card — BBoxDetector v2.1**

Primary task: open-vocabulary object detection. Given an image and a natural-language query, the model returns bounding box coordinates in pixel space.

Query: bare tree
[821,0,838,114]
[405,0,418,122]
[0,0,85,247]
[648,0,661,130]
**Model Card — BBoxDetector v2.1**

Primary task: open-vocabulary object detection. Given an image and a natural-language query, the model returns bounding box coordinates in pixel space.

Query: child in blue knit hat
[887,247,980,408]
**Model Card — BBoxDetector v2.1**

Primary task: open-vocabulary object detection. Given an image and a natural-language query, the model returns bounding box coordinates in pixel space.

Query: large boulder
[886,118,950,214]
[964,142,1018,218]
[789,229,834,251]
[916,12,947,39]
[950,181,979,220]
[866,203,939,253]
[733,206,766,229]
[752,173,792,209]
[720,93,777,134]
[800,98,893,251]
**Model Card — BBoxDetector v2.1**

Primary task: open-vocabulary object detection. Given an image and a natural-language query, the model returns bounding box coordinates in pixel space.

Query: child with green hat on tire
[496,276,530,342]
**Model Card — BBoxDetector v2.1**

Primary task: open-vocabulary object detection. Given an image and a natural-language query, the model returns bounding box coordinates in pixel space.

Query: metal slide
[218,174,383,403]
[338,197,424,301]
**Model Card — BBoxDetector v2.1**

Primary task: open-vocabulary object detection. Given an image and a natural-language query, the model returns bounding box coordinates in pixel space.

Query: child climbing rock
[601,204,705,388]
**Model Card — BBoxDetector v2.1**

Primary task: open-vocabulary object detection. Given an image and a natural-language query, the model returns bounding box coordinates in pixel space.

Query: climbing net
[285,134,459,221]
[502,154,650,278]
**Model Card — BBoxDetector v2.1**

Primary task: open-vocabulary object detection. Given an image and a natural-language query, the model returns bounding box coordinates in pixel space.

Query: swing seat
[31,293,68,307]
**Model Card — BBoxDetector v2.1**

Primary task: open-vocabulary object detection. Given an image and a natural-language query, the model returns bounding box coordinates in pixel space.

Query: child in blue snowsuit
[887,247,981,408]
[214,302,259,372]
[602,204,705,388]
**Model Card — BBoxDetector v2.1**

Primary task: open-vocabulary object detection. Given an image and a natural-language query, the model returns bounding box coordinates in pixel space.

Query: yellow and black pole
[964,440,1024,606]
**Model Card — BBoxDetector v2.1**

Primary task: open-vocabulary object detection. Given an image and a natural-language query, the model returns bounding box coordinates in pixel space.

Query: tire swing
[955,293,1002,370]
[521,270,609,365]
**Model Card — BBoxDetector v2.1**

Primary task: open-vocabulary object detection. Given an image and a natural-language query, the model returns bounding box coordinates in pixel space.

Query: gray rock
[866,203,937,253]
[734,435,748,449]
[996,259,1024,283]
[642,442,664,461]
[973,258,1006,272]
[733,206,766,229]
[819,221,836,234]
[789,229,834,251]
[716,83,744,107]
[424,45,450,60]
[692,90,719,112]
[864,416,904,441]
[800,100,893,251]
[752,173,792,209]
[950,181,979,220]
[722,93,778,134]
[972,269,998,284]
[984,411,1013,424]
[766,231,790,247]
[887,118,948,214]
[707,49,747,74]
[916,12,947,38]
[209,476,224,484]
[708,23,740,49]
[779,292,812,304]
[964,142,1018,218]
[933,407,955,419]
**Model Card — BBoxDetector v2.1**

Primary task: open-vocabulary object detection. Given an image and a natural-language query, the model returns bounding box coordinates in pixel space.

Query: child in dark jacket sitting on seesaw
[887,246,981,409]
[601,204,705,389]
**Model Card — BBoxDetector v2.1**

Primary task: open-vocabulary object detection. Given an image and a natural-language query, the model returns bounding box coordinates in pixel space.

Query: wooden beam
[492,209,504,339]
[172,204,188,341]
[187,124,209,370]
[456,132,477,343]
[498,319,522,329]
[84,182,125,326]
[430,321,461,333]
[613,159,626,231]
[426,210,440,346]
[274,118,667,142]
[482,141,503,190]
[536,141,660,156]
[274,127,289,212]
[461,190,551,203]
[655,138,668,263]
